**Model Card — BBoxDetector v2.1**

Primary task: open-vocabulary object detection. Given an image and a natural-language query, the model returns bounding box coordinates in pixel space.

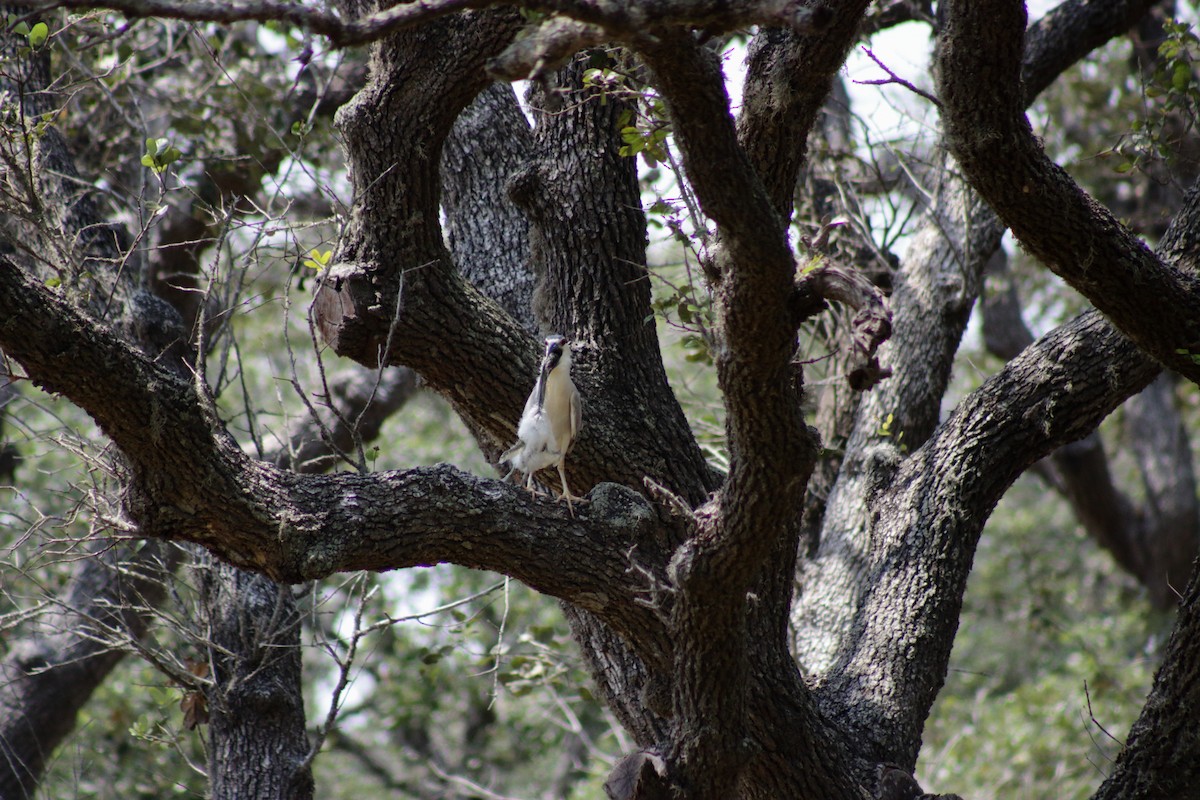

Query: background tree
[2,1,1200,799]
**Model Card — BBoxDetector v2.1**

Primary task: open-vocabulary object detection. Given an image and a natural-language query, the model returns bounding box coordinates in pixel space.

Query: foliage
[923,476,1169,799]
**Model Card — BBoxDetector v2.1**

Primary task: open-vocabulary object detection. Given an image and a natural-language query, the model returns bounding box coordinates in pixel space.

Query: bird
[501,335,583,513]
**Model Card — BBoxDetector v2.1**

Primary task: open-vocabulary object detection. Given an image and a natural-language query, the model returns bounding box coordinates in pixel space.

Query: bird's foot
[557,491,588,518]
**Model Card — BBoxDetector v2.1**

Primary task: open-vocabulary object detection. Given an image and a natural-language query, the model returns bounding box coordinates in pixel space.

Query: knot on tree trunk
[876,763,964,800]
[311,262,395,367]
[604,750,669,800]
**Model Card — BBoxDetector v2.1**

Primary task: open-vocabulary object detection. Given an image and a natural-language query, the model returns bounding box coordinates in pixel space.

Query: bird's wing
[567,383,582,454]
[500,441,523,463]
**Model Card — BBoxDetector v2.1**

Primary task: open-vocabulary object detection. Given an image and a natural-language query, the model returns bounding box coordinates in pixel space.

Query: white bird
[502,335,583,513]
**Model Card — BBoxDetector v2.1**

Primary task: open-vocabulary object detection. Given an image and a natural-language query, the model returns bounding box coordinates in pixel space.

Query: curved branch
[805,177,1200,770]
[983,251,1199,609]
[814,310,1160,770]
[796,0,1169,715]
[11,0,484,47]
[1021,0,1159,103]
[936,0,1200,382]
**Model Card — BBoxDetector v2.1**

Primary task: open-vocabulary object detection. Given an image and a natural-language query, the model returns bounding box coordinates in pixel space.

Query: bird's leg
[556,463,586,517]
[524,472,548,498]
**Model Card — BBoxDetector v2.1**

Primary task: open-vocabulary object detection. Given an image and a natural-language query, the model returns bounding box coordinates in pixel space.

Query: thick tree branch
[937,0,1200,383]
[1021,0,1160,103]
[313,13,711,509]
[15,0,833,48]
[634,30,846,799]
[441,82,536,328]
[806,177,1200,773]
[815,309,1160,771]
[737,0,872,218]
[983,251,1199,609]
[0,258,671,666]
[797,0,1178,771]
[202,560,314,798]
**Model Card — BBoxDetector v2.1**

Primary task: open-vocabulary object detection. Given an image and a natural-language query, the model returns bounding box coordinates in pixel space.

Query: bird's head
[543,334,571,371]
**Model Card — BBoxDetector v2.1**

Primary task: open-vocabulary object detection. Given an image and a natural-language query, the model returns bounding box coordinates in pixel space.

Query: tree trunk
[201,559,314,799]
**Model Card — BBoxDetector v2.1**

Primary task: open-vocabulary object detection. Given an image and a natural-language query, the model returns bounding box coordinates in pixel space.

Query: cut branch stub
[311,263,393,368]
[604,750,670,800]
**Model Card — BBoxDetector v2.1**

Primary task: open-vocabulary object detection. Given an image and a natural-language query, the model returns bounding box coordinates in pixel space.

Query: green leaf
[1172,62,1191,91]
[302,248,332,271]
[142,137,182,173]
[27,21,47,48]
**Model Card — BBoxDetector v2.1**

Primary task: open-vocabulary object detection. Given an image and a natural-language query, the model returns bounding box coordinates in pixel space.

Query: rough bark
[937,0,1200,382]
[737,0,873,219]
[442,81,537,329]
[794,0,1191,775]
[513,55,718,502]
[201,559,314,800]
[1094,561,1200,800]
[1021,0,1160,103]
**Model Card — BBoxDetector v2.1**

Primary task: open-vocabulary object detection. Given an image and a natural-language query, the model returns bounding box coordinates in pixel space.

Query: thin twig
[855,46,942,108]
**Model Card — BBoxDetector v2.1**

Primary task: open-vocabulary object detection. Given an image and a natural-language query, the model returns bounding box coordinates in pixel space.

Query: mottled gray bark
[201,559,314,800]
[442,81,537,328]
